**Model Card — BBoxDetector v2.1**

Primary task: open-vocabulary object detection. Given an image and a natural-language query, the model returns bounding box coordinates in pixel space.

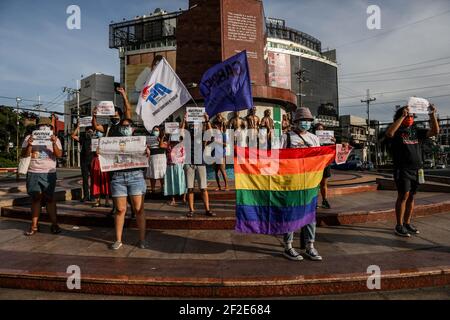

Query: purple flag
[200,50,254,117]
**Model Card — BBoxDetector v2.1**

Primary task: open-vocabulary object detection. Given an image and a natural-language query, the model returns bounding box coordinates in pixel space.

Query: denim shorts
[110,169,147,198]
[26,172,57,198]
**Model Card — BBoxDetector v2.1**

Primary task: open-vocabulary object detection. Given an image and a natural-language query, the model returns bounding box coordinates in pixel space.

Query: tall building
[64,73,123,166]
[108,0,339,133]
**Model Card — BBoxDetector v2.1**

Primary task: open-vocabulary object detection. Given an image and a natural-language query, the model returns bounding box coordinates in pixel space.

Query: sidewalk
[0,212,448,297]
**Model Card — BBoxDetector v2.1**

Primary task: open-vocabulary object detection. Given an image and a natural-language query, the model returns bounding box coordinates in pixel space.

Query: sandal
[205,210,216,217]
[50,224,62,234]
[186,211,194,218]
[24,226,39,236]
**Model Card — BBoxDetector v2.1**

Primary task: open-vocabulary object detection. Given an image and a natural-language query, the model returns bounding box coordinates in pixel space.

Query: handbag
[18,156,31,175]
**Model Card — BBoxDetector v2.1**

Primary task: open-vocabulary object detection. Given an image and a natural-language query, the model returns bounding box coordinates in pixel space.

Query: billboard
[268,52,291,90]
[125,50,176,108]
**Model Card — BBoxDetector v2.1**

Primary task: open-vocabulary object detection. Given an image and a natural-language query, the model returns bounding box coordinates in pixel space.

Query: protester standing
[281,107,322,261]
[71,124,93,202]
[385,104,439,237]
[181,113,215,217]
[90,131,111,208]
[22,117,63,236]
[212,119,229,191]
[161,132,186,205]
[314,123,335,209]
[146,126,167,194]
[92,88,149,250]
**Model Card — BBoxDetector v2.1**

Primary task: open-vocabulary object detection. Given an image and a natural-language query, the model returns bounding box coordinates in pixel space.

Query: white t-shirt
[281,131,321,149]
[22,135,62,173]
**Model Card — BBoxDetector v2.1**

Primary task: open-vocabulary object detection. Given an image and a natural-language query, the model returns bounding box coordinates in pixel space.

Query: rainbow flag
[234,145,336,235]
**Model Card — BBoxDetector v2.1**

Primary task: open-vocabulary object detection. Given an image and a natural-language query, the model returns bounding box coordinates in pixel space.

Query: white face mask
[39,126,51,131]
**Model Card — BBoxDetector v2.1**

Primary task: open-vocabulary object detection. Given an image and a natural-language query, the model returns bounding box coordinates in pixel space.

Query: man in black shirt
[385,104,439,237]
[71,124,94,202]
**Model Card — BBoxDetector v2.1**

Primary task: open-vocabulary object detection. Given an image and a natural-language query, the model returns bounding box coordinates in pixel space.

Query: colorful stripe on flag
[234,145,336,235]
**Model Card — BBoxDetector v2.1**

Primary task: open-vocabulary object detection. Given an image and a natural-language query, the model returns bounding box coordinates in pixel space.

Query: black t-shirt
[79,135,92,158]
[390,126,428,170]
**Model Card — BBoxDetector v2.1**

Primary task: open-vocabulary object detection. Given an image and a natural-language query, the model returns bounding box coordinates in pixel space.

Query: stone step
[376,178,450,193]
[3,192,450,229]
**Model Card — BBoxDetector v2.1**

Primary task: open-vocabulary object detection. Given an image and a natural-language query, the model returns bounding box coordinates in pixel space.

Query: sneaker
[137,240,147,249]
[395,225,411,237]
[283,248,303,261]
[404,223,420,235]
[304,247,323,261]
[322,199,331,209]
[110,241,123,250]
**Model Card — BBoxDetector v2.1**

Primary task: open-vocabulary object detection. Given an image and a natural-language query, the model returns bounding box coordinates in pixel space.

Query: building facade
[108,0,339,135]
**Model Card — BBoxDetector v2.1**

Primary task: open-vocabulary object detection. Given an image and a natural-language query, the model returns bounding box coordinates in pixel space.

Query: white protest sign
[79,116,93,127]
[165,122,180,134]
[187,107,205,122]
[95,101,115,116]
[146,136,160,148]
[98,136,148,172]
[316,130,335,145]
[407,97,430,114]
[335,144,353,165]
[32,130,52,146]
[91,139,99,152]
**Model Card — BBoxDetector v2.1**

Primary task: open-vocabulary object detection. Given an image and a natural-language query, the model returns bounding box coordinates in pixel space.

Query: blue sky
[1,0,450,122]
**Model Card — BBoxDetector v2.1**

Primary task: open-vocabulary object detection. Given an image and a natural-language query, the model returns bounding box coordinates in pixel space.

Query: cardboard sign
[146,136,159,148]
[79,116,93,127]
[98,136,148,172]
[165,122,180,134]
[187,107,205,122]
[32,130,52,146]
[335,144,353,165]
[91,139,99,152]
[407,97,430,114]
[170,133,181,142]
[316,130,335,145]
[95,101,115,116]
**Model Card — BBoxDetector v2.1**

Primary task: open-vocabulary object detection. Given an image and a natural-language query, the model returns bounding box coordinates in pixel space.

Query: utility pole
[63,84,81,167]
[15,97,22,162]
[295,67,309,108]
[361,89,376,167]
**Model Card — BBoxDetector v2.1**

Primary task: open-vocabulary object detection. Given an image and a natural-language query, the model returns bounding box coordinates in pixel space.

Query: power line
[334,8,450,49]
[340,61,450,79]
[339,83,450,99]
[341,93,450,108]
[340,71,450,83]
[339,55,450,77]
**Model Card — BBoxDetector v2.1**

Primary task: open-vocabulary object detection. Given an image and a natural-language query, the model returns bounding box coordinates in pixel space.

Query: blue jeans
[26,172,57,199]
[283,222,316,249]
[110,170,147,198]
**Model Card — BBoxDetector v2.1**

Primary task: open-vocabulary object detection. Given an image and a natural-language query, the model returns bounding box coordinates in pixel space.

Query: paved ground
[0,212,448,261]
[0,286,448,300]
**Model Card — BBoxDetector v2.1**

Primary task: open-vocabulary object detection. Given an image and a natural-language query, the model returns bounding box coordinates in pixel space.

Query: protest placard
[316,130,335,145]
[407,97,430,114]
[91,139,99,152]
[165,122,180,134]
[98,136,148,172]
[187,107,205,122]
[95,101,115,116]
[335,144,353,165]
[32,130,52,146]
[79,116,93,127]
[146,136,159,148]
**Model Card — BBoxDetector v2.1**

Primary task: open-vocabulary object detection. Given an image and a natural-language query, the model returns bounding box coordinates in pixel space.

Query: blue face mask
[152,131,160,137]
[120,126,133,136]
[298,121,312,131]
[96,132,104,138]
